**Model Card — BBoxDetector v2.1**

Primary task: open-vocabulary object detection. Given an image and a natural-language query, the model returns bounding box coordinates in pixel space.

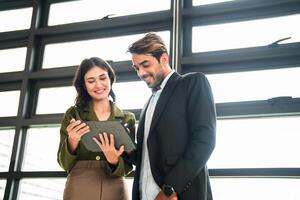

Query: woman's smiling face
[84,66,111,101]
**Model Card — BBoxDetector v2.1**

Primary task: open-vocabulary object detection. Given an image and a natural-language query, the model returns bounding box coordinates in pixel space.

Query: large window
[193,0,235,6]
[22,127,62,171]
[43,31,170,69]
[0,7,32,32]
[1,0,299,199]
[0,129,15,172]
[36,87,76,114]
[0,179,6,200]
[192,14,300,52]
[0,47,27,73]
[207,67,300,103]
[0,91,20,117]
[208,117,300,168]
[113,81,151,110]
[18,178,65,200]
[48,0,170,25]
[211,178,300,200]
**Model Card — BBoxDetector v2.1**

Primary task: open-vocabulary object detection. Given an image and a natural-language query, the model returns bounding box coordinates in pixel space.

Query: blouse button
[95,155,101,160]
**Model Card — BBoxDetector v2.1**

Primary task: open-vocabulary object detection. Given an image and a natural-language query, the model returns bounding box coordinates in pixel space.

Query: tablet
[81,121,136,153]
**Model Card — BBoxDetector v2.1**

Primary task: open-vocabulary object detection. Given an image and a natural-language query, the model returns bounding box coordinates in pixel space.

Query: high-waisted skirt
[63,160,129,200]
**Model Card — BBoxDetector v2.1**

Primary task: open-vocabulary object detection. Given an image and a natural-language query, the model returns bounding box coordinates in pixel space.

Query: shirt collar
[110,101,125,118]
[84,100,125,120]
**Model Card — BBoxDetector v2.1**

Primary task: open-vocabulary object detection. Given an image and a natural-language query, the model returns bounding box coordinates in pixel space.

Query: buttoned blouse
[57,101,136,177]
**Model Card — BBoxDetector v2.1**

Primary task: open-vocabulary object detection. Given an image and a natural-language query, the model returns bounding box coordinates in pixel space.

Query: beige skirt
[63,160,129,200]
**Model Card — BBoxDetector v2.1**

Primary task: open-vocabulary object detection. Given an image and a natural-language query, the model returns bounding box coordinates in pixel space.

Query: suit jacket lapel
[149,72,181,134]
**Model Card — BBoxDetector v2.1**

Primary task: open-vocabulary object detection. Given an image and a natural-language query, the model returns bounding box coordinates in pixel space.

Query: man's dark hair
[128,32,168,62]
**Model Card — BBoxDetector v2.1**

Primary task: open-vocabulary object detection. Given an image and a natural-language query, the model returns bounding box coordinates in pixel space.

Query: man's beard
[149,73,164,89]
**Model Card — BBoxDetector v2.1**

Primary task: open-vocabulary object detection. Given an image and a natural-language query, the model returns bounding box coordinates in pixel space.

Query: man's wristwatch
[162,184,175,197]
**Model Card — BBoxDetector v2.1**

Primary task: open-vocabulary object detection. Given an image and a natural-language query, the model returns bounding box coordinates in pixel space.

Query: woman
[57,57,135,200]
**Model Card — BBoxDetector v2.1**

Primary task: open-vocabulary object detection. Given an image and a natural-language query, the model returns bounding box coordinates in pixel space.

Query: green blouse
[57,101,136,177]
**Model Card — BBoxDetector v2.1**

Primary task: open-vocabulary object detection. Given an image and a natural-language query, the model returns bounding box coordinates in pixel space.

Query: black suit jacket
[131,72,216,200]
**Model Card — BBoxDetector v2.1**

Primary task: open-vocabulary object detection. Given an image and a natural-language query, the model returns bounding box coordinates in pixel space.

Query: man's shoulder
[182,72,206,79]
[181,72,208,84]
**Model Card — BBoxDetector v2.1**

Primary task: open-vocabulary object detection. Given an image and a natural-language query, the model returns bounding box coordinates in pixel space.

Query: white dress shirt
[139,70,175,200]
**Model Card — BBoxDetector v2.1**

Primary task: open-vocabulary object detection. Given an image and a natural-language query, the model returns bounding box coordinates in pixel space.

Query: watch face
[163,185,174,197]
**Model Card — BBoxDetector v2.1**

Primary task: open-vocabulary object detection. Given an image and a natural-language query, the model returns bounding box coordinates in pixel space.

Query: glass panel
[43,31,170,68]
[208,117,300,168]
[211,178,300,200]
[17,178,132,200]
[0,129,15,172]
[36,86,76,114]
[22,127,62,171]
[193,0,235,6]
[0,47,27,73]
[207,67,300,103]
[0,7,32,32]
[0,91,20,117]
[18,178,65,200]
[113,81,152,110]
[0,179,6,200]
[48,0,170,26]
[193,14,300,52]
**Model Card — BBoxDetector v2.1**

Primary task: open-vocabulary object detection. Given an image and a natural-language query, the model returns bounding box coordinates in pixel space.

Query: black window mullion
[181,42,300,74]
[0,0,32,11]
[3,0,43,199]
[217,98,300,119]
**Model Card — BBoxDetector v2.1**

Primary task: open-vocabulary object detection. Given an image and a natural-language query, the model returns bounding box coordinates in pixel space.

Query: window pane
[193,14,300,52]
[0,179,6,200]
[18,178,65,200]
[125,178,133,199]
[0,91,20,117]
[113,81,152,110]
[211,178,300,200]
[0,129,15,172]
[0,47,27,73]
[48,0,170,25]
[0,7,32,32]
[36,86,76,114]
[22,127,62,171]
[208,117,300,168]
[193,0,235,6]
[207,67,300,103]
[43,31,170,68]
[17,178,133,200]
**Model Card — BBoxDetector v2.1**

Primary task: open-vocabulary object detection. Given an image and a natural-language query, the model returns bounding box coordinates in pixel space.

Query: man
[127,32,216,200]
